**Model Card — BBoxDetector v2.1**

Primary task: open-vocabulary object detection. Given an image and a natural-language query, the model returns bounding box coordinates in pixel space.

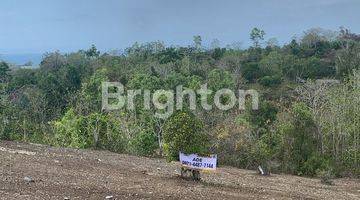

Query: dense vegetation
[0,27,359,178]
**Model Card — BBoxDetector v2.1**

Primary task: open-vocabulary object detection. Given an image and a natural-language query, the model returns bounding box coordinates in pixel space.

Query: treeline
[0,27,359,178]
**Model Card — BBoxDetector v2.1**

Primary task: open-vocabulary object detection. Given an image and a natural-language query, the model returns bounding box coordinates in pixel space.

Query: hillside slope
[0,141,359,200]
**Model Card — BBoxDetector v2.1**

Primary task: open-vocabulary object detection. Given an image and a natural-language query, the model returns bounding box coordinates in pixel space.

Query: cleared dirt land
[0,141,359,200]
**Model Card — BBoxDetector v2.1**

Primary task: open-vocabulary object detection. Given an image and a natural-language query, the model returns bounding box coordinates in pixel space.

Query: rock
[258,166,265,175]
[156,168,161,171]
[257,165,270,176]
[105,195,113,199]
[24,176,34,183]
[64,197,70,200]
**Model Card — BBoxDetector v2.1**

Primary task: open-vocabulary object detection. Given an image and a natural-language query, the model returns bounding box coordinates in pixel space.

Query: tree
[243,100,278,134]
[279,102,321,175]
[128,73,162,92]
[211,48,226,60]
[210,38,220,49]
[193,35,202,51]
[76,68,108,115]
[1,28,359,178]
[157,47,184,64]
[287,39,301,55]
[0,61,11,83]
[241,62,261,82]
[207,69,235,91]
[40,51,66,71]
[85,44,100,58]
[250,28,265,48]
[320,70,360,175]
[266,38,279,48]
[258,75,281,87]
[301,28,337,48]
[336,42,360,78]
[259,51,284,77]
[8,69,36,90]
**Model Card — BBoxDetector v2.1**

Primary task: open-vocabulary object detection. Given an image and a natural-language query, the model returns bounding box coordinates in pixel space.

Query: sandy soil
[0,141,359,200]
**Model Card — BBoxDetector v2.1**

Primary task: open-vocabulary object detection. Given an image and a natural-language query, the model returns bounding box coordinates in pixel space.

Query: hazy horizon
[1,0,360,64]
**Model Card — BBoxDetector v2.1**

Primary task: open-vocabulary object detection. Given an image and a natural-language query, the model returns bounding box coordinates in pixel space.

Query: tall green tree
[250,28,265,48]
[0,61,11,83]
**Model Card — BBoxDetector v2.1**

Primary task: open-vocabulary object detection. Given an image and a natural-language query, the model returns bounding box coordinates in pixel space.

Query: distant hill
[0,53,42,67]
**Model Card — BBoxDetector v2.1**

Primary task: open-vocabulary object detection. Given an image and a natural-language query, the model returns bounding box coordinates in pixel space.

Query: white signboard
[179,152,217,171]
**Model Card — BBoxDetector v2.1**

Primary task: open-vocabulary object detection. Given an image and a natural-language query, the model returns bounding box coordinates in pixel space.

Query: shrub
[259,75,282,87]
[53,109,89,148]
[53,109,127,152]
[163,111,207,161]
[301,154,331,176]
[241,62,261,82]
[129,130,158,156]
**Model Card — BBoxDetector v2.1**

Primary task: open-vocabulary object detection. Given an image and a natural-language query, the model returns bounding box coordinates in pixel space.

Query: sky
[0,0,359,55]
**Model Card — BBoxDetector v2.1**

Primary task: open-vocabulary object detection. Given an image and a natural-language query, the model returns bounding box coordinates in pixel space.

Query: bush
[301,154,331,176]
[258,75,282,87]
[163,111,207,161]
[53,109,89,148]
[241,62,261,82]
[129,130,158,156]
[53,109,127,152]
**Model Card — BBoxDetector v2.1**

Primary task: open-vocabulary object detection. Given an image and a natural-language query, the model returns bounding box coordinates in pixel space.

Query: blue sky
[0,0,359,54]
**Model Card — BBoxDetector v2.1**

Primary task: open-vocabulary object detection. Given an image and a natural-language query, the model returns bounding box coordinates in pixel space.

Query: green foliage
[76,68,108,114]
[54,109,88,148]
[193,35,202,50]
[207,69,235,90]
[259,75,282,86]
[2,29,360,178]
[54,109,127,151]
[0,61,11,83]
[336,42,360,78]
[164,73,188,90]
[250,28,265,47]
[128,73,162,91]
[301,155,331,176]
[275,102,325,175]
[129,130,158,156]
[241,62,261,82]
[163,111,207,161]
[8,69,37,90]
[157,47,184,64]
[211,48,226,60]
[85,44,100,58]
[301,56,335,79]
[259,51,283,76]
[245,100,278,130]
[319,70,360,176]
[186,75,203,90]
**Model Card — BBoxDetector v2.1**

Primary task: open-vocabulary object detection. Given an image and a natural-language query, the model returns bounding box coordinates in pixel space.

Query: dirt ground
[0,141,359,200]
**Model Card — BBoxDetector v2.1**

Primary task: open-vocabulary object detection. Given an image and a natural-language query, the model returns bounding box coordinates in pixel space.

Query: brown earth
[0,141,359,200]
